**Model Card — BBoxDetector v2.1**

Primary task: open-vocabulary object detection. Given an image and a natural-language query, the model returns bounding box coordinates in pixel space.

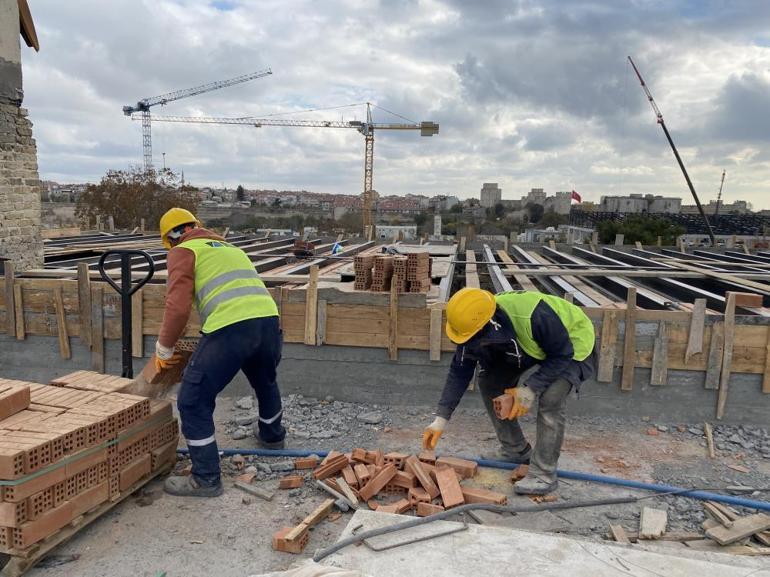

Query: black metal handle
[96,250,156,378]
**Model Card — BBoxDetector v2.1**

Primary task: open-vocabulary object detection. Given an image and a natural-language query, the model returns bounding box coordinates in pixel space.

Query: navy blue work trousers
[178,315,285,486]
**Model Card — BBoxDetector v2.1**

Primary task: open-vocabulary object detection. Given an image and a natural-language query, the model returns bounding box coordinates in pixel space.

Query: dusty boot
[481,442,532,464]
[252,421,287,449]
[164,475,223,498]
[513,467,558,495]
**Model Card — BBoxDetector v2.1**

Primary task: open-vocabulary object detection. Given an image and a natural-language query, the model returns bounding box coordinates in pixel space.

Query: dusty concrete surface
[19,391,770,577]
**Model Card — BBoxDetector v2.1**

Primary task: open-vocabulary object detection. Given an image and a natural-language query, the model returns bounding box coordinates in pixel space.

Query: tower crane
[122,68,272,171]
[714,169,726,222]
[134,103,439,233]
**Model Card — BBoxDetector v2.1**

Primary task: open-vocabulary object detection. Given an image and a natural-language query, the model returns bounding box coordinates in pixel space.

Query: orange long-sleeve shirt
[158,228,225,348]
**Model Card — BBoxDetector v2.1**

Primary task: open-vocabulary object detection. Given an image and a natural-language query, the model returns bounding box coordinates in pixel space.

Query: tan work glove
[154,341,182,372]
[422,416,447,450]
[503,385,535,419]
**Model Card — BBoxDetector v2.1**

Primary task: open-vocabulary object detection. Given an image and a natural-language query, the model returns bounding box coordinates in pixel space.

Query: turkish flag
[571,190,582,203]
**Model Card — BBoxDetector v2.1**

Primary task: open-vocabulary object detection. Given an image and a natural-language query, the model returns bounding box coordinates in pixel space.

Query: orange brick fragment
[408,487,431,506]
[510,464,528,482]
[461,487,507,505]
[279,475,304,489]
[416,502,445,517]
[418,450,436,465]
[272,526,309,554]
[391,470,416,489]
[404,456,439,499]
[492,393,514,420]
[358,464,397,501]
[351,448,368,463]
[436,456,477,479]
[294,456,319,470]
[434,466,465,509]
[312,454,349,480]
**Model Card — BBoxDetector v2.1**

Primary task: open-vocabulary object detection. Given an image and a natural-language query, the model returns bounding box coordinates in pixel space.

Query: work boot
[513,472,558,495]
[256,434,286,450]
[164,475,223,498]
[481,442,532,464]
[252,421,287,449]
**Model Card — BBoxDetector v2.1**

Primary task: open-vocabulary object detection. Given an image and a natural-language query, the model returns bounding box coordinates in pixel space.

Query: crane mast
[628,56,716,246]
[123,68,272,171]
[714,169,726,222]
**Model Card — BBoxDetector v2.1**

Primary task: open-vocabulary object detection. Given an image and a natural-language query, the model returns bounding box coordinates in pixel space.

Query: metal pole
[120,254,133,378]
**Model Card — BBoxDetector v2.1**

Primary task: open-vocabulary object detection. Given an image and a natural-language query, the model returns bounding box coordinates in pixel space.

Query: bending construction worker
[422,288,596,495]
[156,208,285,497]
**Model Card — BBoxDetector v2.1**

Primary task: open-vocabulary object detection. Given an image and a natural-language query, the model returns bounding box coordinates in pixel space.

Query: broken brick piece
[278,475,304,489]
[405,456,440,499]
[461,487,508,505]
[383,484,408,495]
[320,450,343,466]
[367,499,379,510]
[272,525,309,554]
[353,463,371,486]
[294,456,319,470]
[510,464,528,482]
[384,452,409,470]
[492,393,514,420]
[418,450,436,465]
[358,464,397,501]
[313,454,349,480]
[436,456,477,479]
[391,470,416,489]
[341,465,359,489]
[435,466,465,509]
[351,448,368,463]
[416,502,445,517]
[408,486,431,506]
[366,450,385,467]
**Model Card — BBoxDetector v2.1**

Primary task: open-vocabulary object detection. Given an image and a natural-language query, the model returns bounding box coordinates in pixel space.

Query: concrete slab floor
[323,510,768,577]
[18,393,770,577]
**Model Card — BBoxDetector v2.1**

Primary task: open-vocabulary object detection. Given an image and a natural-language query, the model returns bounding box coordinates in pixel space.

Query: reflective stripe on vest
[494,291,595,361]
[178,237,278,333]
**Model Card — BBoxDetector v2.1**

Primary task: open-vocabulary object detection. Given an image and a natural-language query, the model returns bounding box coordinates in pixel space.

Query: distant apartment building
[375,225,417,241]
[524,188,547,205]
[681,199,751,215]
[429,195,459,212]
[545,191,572,215]
[480,183,502,208]
[599,194,681,214]
[377,195,423,215]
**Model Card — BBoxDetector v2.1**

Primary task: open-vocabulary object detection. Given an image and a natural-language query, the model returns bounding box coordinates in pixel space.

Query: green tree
[494,202,505,219]
[236,184,245,202]
[76,167,199,229]
[449,203,462,214]
[414,212,428,227]
[526,202,545,224]
[597,215,684,245]
[539,208,569,229]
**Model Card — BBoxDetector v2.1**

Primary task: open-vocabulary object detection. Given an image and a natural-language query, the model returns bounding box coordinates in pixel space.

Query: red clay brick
[353,463,371,486]
[434,466,465,509]
[350,448,368,463]
[418,450,436,465]
[492,393,514,420]
[0,385,31,422]
[436,456,477,479]
[404,456,439,499]
[416,502,445,517]
[383,452,408,470]
[358,464,397,501]
[312,454,349,480]
[461,487,508,505]
[341,465,359,489]
[367,499,379,510]
[391,470,416,489]
[119,454,151,492]
[272,525,309,554]
[408,487,431,506]
[510,464,528,482]
[294,456,319,470]
[278,475,304,489]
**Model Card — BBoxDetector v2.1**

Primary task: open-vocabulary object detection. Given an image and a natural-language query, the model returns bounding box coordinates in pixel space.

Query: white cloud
[18,0,770,208]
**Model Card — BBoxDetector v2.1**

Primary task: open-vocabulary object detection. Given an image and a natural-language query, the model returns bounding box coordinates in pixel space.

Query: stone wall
[0,103,43,271]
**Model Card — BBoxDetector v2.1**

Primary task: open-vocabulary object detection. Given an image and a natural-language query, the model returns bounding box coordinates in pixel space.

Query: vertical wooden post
[716,292,736,419]
[13,283,24,340]
[91,285,105,373]
[704,322,724,390]
[4,261,15,336]
[635,241,643,250]
[684,299,706,365]
[564,292,574,304]
[304,265,319,345]
[131,289,144,358]
[591,231,599,246]
[621,287,637,391]
[77,263,92,347]
[763,326,770,394]
[53,286,71,359]
[597,310,618,383]
[650,320,668,385]
[429,306,443,362]
[140,218,145,233]
[614,234,624,246]
[316,299,327,346]
[388,280,399,361]
[656,235,662,247]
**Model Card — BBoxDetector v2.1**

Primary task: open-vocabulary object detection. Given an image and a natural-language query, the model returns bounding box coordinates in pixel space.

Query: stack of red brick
[273,448,507,554]
[353,252,433,294]
[0,371,178,552]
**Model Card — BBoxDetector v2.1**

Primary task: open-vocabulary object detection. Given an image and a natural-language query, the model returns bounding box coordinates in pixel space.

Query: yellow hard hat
[445,287,496,344]
[159,208,198,249]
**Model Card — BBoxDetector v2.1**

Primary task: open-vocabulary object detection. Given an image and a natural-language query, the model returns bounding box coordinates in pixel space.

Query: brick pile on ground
[353,255,375,290]
[354,252,433,293]
[370,256,394,292]
[0,372,178,553]
[272,448,507,554]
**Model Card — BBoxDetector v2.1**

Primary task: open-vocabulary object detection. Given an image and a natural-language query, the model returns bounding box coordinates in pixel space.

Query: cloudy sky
[21,0,770,208]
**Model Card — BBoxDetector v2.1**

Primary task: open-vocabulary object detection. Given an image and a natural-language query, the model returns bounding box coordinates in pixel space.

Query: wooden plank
[53,286,71,359]
[669,260,770,295]
[650,320,668,385]
[429,306,443,362]
[704,321,724,390]
[597,310,618,383]
[77,262,92,347]
[13,284,24,340]
[635,241,643,250]
[303,265,319,345]
[315,299,327,346]
[496,250,539,292]
[684,298,706,365]
[705,513,770,546]
[639,507,667,539]
[564,292,574,304]
[704,422,716,459]
[90,285,105,373]
[620,287,637,391]
[465,250,480,289]
[717,292,736,420]
[762,327,770,394]
[131,289,143,358]
[609,524,631,544]
[4,261,14,336]
[388,280,399,361]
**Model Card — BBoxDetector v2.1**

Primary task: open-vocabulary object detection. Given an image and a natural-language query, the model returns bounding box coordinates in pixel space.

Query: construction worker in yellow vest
[422,288,596,495]
[156,208,285,498]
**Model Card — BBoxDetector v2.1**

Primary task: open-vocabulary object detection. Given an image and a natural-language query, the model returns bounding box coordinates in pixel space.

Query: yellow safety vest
[495,291,595,361]
[178,238,278,333]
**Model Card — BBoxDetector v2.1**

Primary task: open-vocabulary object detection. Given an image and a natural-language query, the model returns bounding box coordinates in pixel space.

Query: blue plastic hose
[176,447,770,512]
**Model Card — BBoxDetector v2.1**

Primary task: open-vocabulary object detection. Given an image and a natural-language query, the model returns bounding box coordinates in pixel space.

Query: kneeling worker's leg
[477,367,531,461]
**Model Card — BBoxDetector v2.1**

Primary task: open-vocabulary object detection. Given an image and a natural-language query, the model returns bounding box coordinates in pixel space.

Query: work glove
[503,385,535,420]
[422,416,447,450]
[154,341,182,372]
